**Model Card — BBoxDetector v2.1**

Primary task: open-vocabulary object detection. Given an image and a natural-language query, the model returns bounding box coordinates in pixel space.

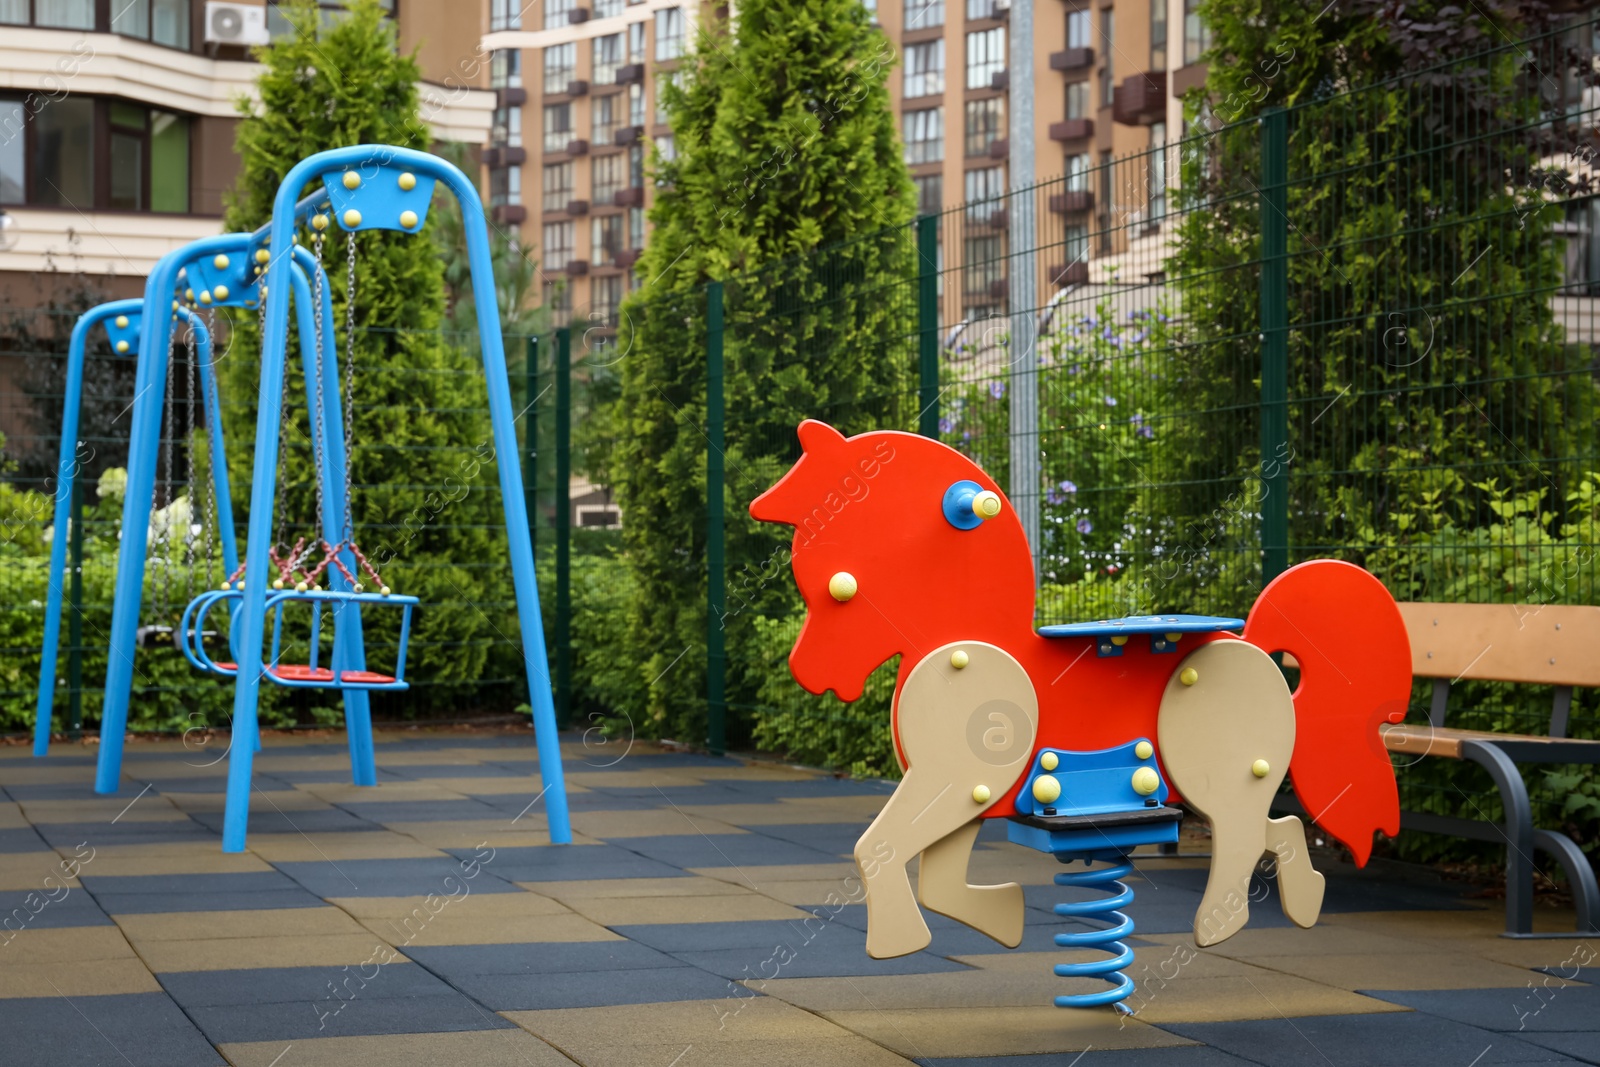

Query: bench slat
[1397,602,1600,687]
[1381,723,1600,763]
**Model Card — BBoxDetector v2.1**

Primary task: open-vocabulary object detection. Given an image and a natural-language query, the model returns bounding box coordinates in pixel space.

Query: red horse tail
[1242,560,1412,866]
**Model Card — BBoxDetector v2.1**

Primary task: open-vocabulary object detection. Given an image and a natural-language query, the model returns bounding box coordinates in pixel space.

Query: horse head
[750,420,1036,701]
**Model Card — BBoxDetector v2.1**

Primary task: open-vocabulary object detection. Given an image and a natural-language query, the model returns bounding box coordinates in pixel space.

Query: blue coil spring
[1052,858,1136,1010]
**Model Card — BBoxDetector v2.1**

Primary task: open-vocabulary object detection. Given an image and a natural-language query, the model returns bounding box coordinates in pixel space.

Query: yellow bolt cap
[972,489,1002,519]
[185,288,194,300]
[399,209,418,229]
[380,585,392,596]
[214,285,229,301]
[343,209,362,228]
[115,340,129,353]
[312,213,329,231]
[399,172,416,190]
[1179,667,1199,686]
[1252,759,1271,778]
[213,254,230,269]
[199,291,212,304]
[1111,634,1129,646]
[1134,740,1153,760]
[1166,632,1182,642]
[1032,775,1062,804]
[950,649,969,669]
[827,572,857,602]
[114,315,129,328]
[272,579,284,590]
[971,784,991,804]
[1040,751,1059,771]
[256,248,271,264]
[1131,767,1160,795]
[219,582,231,591]
[343,170,361,189]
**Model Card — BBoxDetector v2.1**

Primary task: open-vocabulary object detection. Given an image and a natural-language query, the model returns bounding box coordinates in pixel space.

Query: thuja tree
[221,0,516,717]
[1166,0,1597,609]
[607,0,916,746]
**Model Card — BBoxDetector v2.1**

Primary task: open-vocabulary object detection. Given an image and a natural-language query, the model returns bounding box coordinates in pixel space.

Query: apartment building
[477,0,1208,328]
[0,0,496,305]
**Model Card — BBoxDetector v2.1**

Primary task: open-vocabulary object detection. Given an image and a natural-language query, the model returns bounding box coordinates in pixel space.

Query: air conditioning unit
[205,2,271,46]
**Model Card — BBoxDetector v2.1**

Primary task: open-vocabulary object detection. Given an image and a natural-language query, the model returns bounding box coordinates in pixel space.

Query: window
[543,162,573,212]
[628,21,647,62]
[490,0,522,30]
[629,206,645,249]
[914,174,942,216]
[544,221,574,270]
[595,96,618,145]
[655,7,684,60]
[1067,7,1091,48]
[903,108,943,165]
[1183,0,1208,64]
[0,1,21,21]
[964,165,1004,221]
[10,97,190,213]
[593,154,626,202]
[1066,81,1091,120]
[1096,150,1113,252]
[1066,153,1090,191]
[967,0,1004,17]
[108,103,144,212]
[544,0,576,29]
[1065,223,1088,268]
[545,44,576,94]
[1150,0,1167,69]
[0,100,23,203]
[904,0,943,29]
[592,214,625,265]
[489,165,522,208]
[655,71,679,124]
[654,133,677,162]
[544,102,574,153]
[966,28,1005,90]
[1148,123,1167,222]
[545,279,571,326]
[963,97,1003,157]
[33,97,93,207]
[491,104,522,148]
[595,0,624,17]
[36,0,94,29]
[594,34,624,85]
[904,40,944,99]
[963,234,1004,297]
[629,83,646,127]
[591,273,624,325]
[629,144,644,189]
[265,0,393,36]
[491,50,522,89]
[112,0,189,49]
[1099,11,1115,105]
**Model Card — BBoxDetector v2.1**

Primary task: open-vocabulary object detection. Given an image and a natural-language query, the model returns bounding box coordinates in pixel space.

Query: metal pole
[554,328,572,729]
[68,478,84,741]
[1259,107,1290,586]
[705,281,727,757]
[1007,0,1040,583]
[917,215,940,438]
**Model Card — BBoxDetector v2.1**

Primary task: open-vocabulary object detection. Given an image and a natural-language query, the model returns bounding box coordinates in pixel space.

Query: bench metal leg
[1460,741,1534,936]
[1532,828,1600,935]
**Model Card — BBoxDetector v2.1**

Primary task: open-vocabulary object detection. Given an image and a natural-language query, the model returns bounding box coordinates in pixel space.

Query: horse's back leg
[918,820,1025,948]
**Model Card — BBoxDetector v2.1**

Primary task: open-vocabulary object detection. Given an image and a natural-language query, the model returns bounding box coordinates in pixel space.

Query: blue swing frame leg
[222,145,572,853]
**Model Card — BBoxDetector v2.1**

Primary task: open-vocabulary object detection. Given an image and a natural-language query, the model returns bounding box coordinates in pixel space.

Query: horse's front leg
[859,641,1038,959]
[918,819,1025,948]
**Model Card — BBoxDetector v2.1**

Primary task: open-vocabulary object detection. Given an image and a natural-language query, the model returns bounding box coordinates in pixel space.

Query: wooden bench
[1383,602,1600,937]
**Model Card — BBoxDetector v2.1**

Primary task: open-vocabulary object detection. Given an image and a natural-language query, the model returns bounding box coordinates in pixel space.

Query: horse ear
[796,420,847,455]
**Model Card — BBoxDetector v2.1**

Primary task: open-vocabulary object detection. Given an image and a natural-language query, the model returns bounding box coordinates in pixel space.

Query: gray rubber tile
[0,827,53,852]
[916,1051,1260,1066]
[0,991,226,1066]
[450,962,735,1010]
[1517,1033,1600,1065]
[675,945,971,980]
[0,890,111,927]
[273,858,523,897]
[1364,987,1600,1033]
[81,871,304,895]
[1160,1012,1587,1064]
[160,963,455,1007]
[447,844,694,882]
[334,799,509,823]
[185,808,378,834]
[187,990,514,1043]
[404,939,683,977]
[97,889,329,914]
[603,832,846,868]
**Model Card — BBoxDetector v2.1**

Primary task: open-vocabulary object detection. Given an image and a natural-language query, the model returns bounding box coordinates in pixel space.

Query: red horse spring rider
[752,421,1413,1011]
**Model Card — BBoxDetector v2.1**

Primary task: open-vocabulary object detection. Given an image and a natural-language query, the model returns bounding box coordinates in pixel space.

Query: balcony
[613,187,645,207]
[1049,119,1093,141]
[568,199,590,216]
[495,87,528,108]
[990,70,1010,91]
[492,205,527,225]
[566,260,590,276]
[1048,261,1089,286]
[1113,70,1168,125]
[568,6,591,23]
[617,63,646,85]
[615,248,643,268]
[987,278,1009,298]
[566,79,590,97]
[613,125,643,146]
[569,139,591,156]
[986,138,1009,160]
[1049,48,1094,72]
[1047,190,1094,213]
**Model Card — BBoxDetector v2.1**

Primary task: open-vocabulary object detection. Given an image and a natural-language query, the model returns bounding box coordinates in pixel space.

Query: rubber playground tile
[453,960,736,1010]
[690,861,860,884]
[114,906,369,942]
[218,1029,577,1067]
[519,875,758,902]
[80,869,310,896]
[748,822,875,851]
[157,962,456,1008]
[94,888,330,914]
[187,807,378,836]
[17,797,192,823]
[376,821,585,850]
[245,831,449,862]
[822,1005,1196,1058]
[63,845,273,877]
[0,958,164,998]
[602,832,848,868]
[327,892,572,921]
[561,890,816,926]
[1140,923,1445,960]
[916,1051,1261,1067]
[31,821,216,848]
[0,826,51,852]
[134,933,402,973]
[0,991,226,1066]
[257,767,411,784]
[675,796,890,825]
[330,799,511,823]
[567,808,750,839]
[1115,974,1410,1024]
[384,763,540,779]
[1517,1033,1600,1065]
[504,994,851,1048]
[578,784,767,807]
[403,938,680,978]
[560,1039,918,1067]
[1248,951,1591,991]
[188,988,517,1044]
[1159,1013,1592,1064]
[677,944,973,981]
[0,925,140,963]
[451,843,696,882]
[273,858,524,898]
[356,910,616,948]
[392,776,549,796]
[613,918,874,953]
[1364,986,1600,1032]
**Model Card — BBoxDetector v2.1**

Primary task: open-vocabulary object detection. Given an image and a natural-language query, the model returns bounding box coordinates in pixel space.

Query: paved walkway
[1,728,1595,1066]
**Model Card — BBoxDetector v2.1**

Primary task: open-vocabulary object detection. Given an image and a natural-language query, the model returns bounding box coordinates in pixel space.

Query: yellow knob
[114,315,128,328]
[343,170,361,189]
[219,582,231,591]
[171,300,180,310]
[213,254,230,269]
[343,209,362,228]
[399,210,418,229]
[1252,759,1271,779]
[272,579,284,590]
[1040,751,1059,771]
[115,340,129,353]
[199,291,212,304]
[828,572,857,602]
[213,285,229,301]
[1179,667,1199,686]
[1131,767,1160,795]
[972,489,1002,519]
[1032,775,1062,804]
[312,213,329,231]
[950,649,969,669]
[971,784,991,804]
[1134,740,1153,760]
[1166,632,1182,642]
[1111,634,1129,646]
[399,172,417,190]
[256,248,270,264]
[185,288,194,301]
[380,585,392,596]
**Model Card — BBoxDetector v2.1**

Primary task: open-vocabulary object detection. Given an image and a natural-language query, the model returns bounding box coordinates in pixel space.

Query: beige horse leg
[858,641,1037,959]
[918,820,1026,948]
[1158,639,1312,947]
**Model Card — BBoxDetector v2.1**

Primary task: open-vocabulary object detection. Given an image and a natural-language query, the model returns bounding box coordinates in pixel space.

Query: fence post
[1258,107,1290,588]
[705,282,727,757]
[523,335,538,574]
[68,478,84,740]
[917,215,940,438]
[553,328,572,728]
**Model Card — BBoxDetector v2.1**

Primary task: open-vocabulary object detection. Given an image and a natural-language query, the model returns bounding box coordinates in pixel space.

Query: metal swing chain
[342,231,358,546]
[184,320,199,603]
[307,225,334,575]
[200,308,221,590]
[158,318,177,623]
[263,269,295,562]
